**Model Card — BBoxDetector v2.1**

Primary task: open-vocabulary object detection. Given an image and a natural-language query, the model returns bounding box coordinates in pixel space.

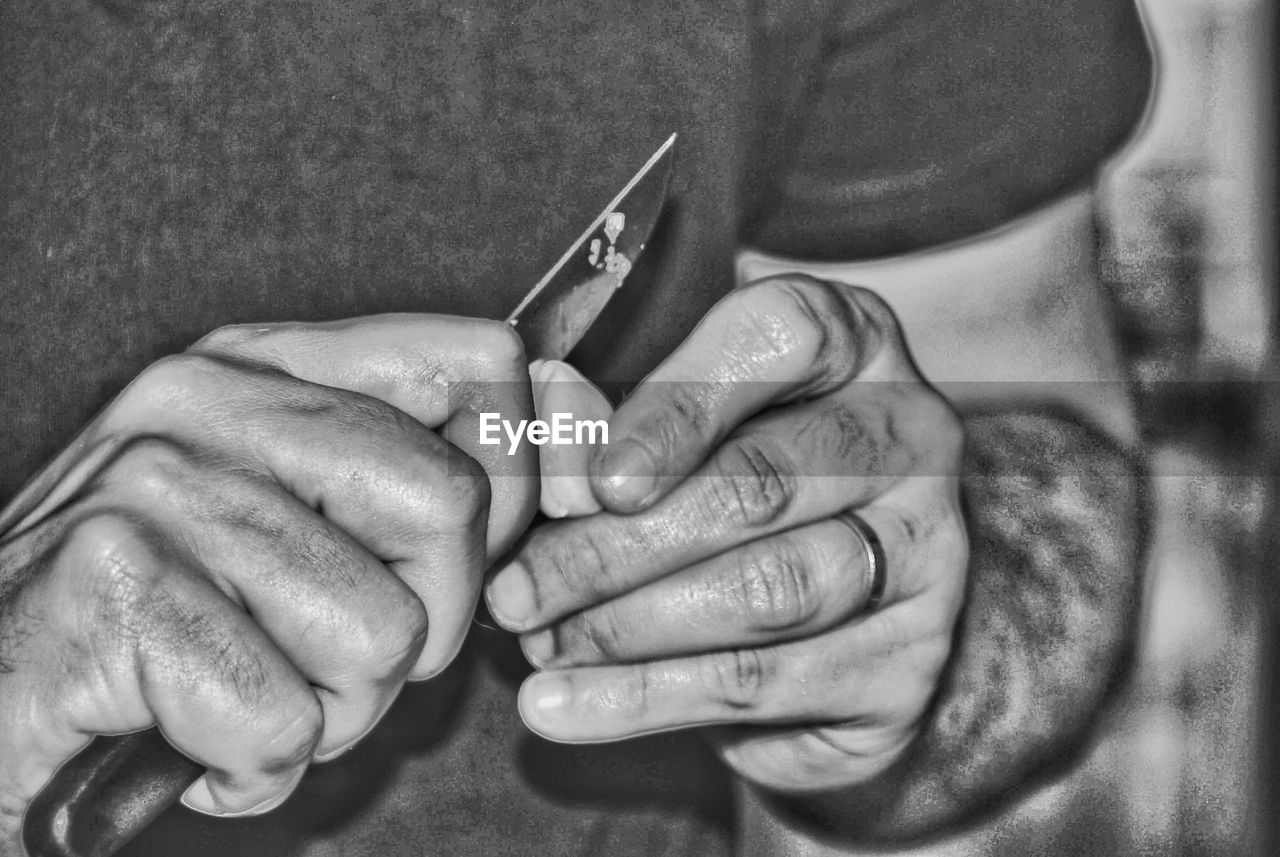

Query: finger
[530,359,613,519]
[91,440,428,760]
[516,594,954,743]
[705,721,917,792]
[88,357,491,678]
[190,314,539,557]
[520,517,888,668]
[590,276,904,511]
[488,395,957,631]
[1,314,538,548]
[2,512,323,818]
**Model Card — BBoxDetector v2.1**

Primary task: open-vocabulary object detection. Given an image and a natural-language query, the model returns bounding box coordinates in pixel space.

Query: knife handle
[23,729,203,857]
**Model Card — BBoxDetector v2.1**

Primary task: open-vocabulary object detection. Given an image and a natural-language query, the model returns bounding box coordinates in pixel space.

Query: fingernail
[522,673,572,721]
[314,744,350,763]
[520,629,556,668]
[180,776,218,814]
[487,561,535,630]
[541,359,579,384]
[598,440,657,507]
[181,775,296,818]
[315,722,375,762]
[530,359,558,392]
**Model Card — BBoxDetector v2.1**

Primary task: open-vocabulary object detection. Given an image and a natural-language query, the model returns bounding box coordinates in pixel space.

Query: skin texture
[495,208,1149,849]
[744,409,1148,845]
[487,275,970,792]
[0,315,540,853]
[728,193,1146,851]
[0,207,1146,854]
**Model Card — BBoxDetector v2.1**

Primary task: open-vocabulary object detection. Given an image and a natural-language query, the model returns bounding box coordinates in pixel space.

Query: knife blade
[21,134,676,857]
[509,132,675,360]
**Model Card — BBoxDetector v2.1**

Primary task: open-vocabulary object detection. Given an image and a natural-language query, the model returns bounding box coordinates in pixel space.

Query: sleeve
[740,0,1154,260]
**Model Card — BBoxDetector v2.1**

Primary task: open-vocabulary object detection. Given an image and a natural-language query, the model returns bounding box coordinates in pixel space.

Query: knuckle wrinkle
[709,649,767,710]
[738,542,813,631]
[260,693,324,774]
[712,441,793,528]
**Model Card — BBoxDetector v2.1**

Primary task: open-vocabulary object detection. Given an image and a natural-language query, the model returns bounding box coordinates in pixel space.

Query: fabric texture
[0,0,1150,853]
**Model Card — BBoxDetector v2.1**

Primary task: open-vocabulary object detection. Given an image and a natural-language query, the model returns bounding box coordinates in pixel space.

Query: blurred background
[1083,2,1273,854]
[867,0,1275,853]
[1013,0,1272,852]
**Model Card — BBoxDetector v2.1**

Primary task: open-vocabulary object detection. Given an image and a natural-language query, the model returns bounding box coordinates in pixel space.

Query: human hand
[0,315,538,851]
[486,275,968,793]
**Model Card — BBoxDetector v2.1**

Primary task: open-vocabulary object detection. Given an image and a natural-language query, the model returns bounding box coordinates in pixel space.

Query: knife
[507,132,675,358]
[21,133,676,857]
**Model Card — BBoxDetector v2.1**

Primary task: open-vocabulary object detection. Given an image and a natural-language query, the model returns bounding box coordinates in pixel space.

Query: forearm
[743,407,1150,846]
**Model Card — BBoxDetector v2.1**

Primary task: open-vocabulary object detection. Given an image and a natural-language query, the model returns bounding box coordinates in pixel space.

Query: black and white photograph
[0,0,1274,854]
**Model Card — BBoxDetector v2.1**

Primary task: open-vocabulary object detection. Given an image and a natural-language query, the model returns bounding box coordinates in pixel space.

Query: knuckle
[529,524,615,608]
[895,505,927,546]
[65,512,165,613]
[446,457,491,514]
[776,276,847,340]
[363,597,430,682]
[287,387,407,451]
[845,283,894,324]
[109,435,194,503]
[570,604,624,662]
[659,384,716,445]
[628,662,657,717]
[396,443,489,530]
[845,285,899,340]
[882,499,940,554]
[704,649,770,710]
[114,434,188,467]
[216,637,274,709]
[765,276,862,369]
[189,323,263,356]
[734,539,816,631]
[333,390,408,436]
[429,467,491,530]
[128,353,225,407]
[709,439,794,528]
[292,524,363,591]
[562,530,611,596]
[258,689,324,774]
[332,397,493,526]
[471,319,527,372]
[60,515,225,669]
[442,442,487,487]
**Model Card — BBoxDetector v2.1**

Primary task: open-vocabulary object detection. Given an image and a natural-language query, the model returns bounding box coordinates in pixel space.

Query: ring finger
[519,514,894,669]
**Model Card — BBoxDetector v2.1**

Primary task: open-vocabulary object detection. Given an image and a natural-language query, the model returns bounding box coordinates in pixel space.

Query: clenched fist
[0,315,539,852]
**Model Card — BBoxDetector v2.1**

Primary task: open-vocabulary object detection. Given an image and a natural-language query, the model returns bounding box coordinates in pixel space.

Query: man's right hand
[0,314,539,852]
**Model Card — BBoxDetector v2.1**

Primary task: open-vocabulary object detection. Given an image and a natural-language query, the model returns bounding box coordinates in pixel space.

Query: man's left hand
[486,274,968,792]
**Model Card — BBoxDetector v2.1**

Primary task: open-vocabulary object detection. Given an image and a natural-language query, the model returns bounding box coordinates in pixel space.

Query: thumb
[530,360,614,519]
